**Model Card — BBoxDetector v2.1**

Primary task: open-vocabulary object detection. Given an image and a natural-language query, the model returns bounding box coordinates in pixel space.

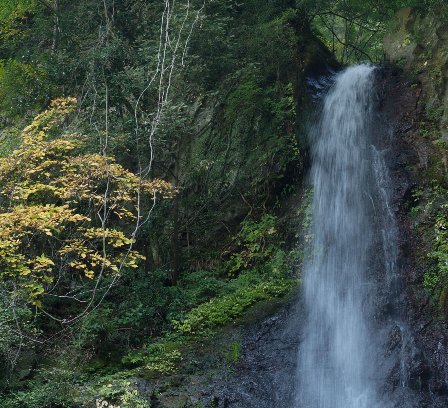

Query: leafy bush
[172,277,293,336]
[167,270,229,320]
[0,59,50,116]
[228,214,281,276]
[426,207,448,292]
[1,368,76,408]
[226,342,242,364]
[122,341,182,376]
[78,374,150,408]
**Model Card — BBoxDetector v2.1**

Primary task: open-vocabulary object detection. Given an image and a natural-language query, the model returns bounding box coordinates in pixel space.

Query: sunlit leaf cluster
[0,98,175,306]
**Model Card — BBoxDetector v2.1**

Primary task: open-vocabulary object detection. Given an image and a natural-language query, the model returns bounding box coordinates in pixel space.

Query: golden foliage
[0,97,175,306]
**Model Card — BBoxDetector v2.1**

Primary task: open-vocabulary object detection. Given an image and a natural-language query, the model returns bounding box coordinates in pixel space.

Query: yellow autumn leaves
[0,98,175,306]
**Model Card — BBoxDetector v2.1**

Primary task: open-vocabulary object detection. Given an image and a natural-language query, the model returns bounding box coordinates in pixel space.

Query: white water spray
[296,65,381,408]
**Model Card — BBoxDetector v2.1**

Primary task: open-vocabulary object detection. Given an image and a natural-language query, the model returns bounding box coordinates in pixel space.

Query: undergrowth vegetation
[407,100,448,314]
[0,144,308,404]
[413,185,448,309]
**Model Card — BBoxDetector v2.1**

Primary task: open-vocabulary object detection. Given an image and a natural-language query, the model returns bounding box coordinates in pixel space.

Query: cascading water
[296,65,382,408]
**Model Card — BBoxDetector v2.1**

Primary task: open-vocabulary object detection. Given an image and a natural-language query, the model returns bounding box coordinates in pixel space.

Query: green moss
[172,277,295,337]
[225,79,263,122]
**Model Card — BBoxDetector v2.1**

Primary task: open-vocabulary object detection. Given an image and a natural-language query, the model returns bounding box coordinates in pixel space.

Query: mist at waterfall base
[295,65,409,408]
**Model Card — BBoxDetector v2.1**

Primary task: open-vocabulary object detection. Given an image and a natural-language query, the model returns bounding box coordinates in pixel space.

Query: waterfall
[296,65,382,408]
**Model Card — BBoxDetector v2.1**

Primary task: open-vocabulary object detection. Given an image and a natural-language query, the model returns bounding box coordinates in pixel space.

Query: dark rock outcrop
[379,6,448,405]
[145,295,302,408]
[375,64,448,407]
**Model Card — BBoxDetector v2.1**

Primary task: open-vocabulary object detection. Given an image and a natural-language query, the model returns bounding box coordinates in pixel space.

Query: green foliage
[78,373,150,408]
[0,0,37,22]
[70,267,231,361]
[409,188,425,218]
[122,341,182,377]
[426,206,448,291]
[264,83,296,128]
[122,244,295,373]
[0,59,50,115]
[2,366,150,407]
[0,368,76,408]
[409,180,448,312]
[171,270,229,318]
[226,342,241,364]
[229,214,280,276]
[2,383,71,408]
[416,103,444,141]
[172,276,294,337]
[120,212,297,375]
[423,269,440,290]
[297,0,447,63]
[225,78,263,122]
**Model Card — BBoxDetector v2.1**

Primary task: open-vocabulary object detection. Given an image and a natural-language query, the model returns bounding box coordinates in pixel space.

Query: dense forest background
[0,0,447,407]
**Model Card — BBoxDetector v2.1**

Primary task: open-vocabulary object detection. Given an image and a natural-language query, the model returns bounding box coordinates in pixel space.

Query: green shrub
[122,341,182,376]
[78,374,150,408]
[228,214,281,276]
[168,270,229,321]
[226,342,241,364]
[1,368,76,408]
[426,207,448,293]
[0,59,50,115]
[172,278,294,336]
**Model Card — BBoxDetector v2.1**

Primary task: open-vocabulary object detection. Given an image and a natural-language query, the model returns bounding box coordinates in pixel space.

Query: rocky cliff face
[158,11,337,277]
[384,7,448,142]
[379,6,448,405]
[376,65,448,406]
